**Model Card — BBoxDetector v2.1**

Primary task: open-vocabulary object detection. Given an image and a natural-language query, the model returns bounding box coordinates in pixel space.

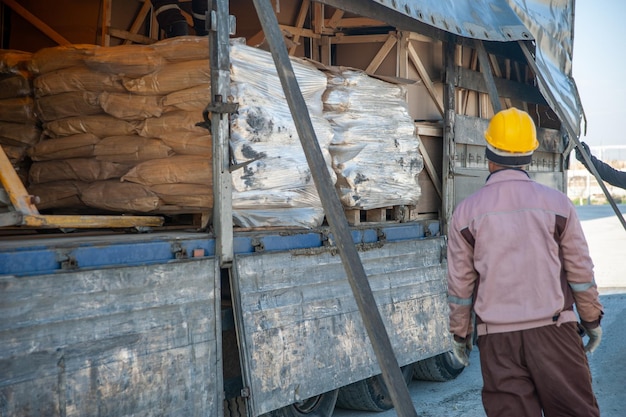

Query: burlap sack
[81,180,162,213]
[29,44,99,74]
[162,84,210,111]
[94,135,173,162]
[33,66,126,97]
[28,133,100,161]
[0,73,32,99]
[28,180,88,210]
[44,115,137,138]
[0,97,37,123]
[159,133,211,156]
[85,45,164,76]
[35,91,102,122]
[151,183,213,208]
[121,155,211,186]
[150,36,209,62]
[122,60,210,95]
[0,121,41,147]
[138,110,205,138]
[29,158,132,184]
[99,92,164,120]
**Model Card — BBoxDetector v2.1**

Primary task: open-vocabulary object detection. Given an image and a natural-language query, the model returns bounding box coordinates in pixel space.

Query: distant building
[568,145,626,204]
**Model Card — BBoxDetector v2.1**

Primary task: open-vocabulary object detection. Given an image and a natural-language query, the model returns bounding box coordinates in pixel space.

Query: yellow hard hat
[484,108,538,166]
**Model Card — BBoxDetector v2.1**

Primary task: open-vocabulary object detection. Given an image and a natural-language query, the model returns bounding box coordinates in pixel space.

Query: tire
[261,389,339,417]
[335,365,414,412]
[224,397,248,417]
[412,351,465,382]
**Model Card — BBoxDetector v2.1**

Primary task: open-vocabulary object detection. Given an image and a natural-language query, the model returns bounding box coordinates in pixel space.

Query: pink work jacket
[447,168,603,338]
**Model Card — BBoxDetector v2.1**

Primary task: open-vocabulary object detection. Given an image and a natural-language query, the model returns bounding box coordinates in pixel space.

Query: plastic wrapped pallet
[229,40,335,228]
[323,69,424,210]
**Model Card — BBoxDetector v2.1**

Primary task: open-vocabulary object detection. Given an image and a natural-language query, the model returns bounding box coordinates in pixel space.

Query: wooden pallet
[343,205,436,226]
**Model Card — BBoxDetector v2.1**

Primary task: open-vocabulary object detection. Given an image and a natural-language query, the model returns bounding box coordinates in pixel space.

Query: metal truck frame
[0,1,589,416]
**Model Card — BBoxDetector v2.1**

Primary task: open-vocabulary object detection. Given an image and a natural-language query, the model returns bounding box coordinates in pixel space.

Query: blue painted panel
[0,222,439,276]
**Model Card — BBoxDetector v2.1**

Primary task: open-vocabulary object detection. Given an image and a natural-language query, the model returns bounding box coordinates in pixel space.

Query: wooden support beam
[101,0,112,46]
[0,0,70,45]
[331,33,391,44]
[124,0,153,44]
[327,9,344,28]
[109,28,155,45]
[325,17,386,29]
[248,30,266,47]
[475,40,502,113]
[416,135,442,199]
[407,42,445,116]
[365,33,396,74]
[289,0,310,55]
[0,146,38,215]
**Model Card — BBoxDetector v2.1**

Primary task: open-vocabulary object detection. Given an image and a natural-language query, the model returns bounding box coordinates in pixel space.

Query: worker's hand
[451,335,472,367]
[575,142,591,167]
[582,325,602,353]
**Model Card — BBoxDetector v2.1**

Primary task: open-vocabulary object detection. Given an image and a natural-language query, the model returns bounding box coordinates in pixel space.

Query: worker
[447,108,604,416]
[151,0,208,38]
[576,141,626,189]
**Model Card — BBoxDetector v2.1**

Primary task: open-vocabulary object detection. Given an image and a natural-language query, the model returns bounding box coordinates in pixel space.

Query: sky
[572,0,626,147]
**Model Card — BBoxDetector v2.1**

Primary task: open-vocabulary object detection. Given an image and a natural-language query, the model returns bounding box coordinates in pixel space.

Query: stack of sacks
[0,50,41,185]
[323,69,424,209]
[229,40,335,228]
[26,37,213,214]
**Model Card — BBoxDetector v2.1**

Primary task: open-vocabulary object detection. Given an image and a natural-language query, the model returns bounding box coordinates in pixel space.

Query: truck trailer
[0,1,585,416]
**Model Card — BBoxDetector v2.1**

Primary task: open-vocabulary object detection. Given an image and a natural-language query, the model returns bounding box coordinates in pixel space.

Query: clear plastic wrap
[323,69,423,209]
[229,41,335,228]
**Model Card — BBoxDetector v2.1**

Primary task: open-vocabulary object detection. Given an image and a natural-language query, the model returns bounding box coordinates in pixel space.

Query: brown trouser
[477,322,600,417]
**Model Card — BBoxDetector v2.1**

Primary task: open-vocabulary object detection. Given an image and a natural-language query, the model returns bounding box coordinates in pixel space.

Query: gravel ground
[335,204,626,417]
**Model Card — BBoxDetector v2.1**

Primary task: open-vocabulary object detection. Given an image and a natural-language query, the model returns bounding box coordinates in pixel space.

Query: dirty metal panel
[0,258,221,417]
[231,237,450,416]
[452,115,566,209]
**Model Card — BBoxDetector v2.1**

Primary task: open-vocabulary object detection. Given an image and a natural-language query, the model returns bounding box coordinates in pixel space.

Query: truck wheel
[262,389,339,417]
[412,351,465,382]
[224,397,248,417]
[335,365,414,412]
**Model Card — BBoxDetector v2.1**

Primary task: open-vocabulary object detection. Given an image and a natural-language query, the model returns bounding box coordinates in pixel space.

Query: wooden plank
[109,27,155,45]
[0,0,70,45]
[123,0,153,44]
[331,33,392,44]
[101,0,112,46]
[475,40,502,113]
[279,24,320,40]
[20,214,164,229]
[417,135,442,199]
[327,9,344,28]
[325,17,386,28]
[407,42,445,116]
[0,145,39,215]
[365,33,397,74]
[289,0,310,55]
[365,208,387,223]
[455,66,547,105]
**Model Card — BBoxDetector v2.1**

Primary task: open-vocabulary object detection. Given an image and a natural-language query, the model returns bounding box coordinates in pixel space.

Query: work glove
[582,325,602,353]
[452,335,472,367]
[575,142,591,168]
